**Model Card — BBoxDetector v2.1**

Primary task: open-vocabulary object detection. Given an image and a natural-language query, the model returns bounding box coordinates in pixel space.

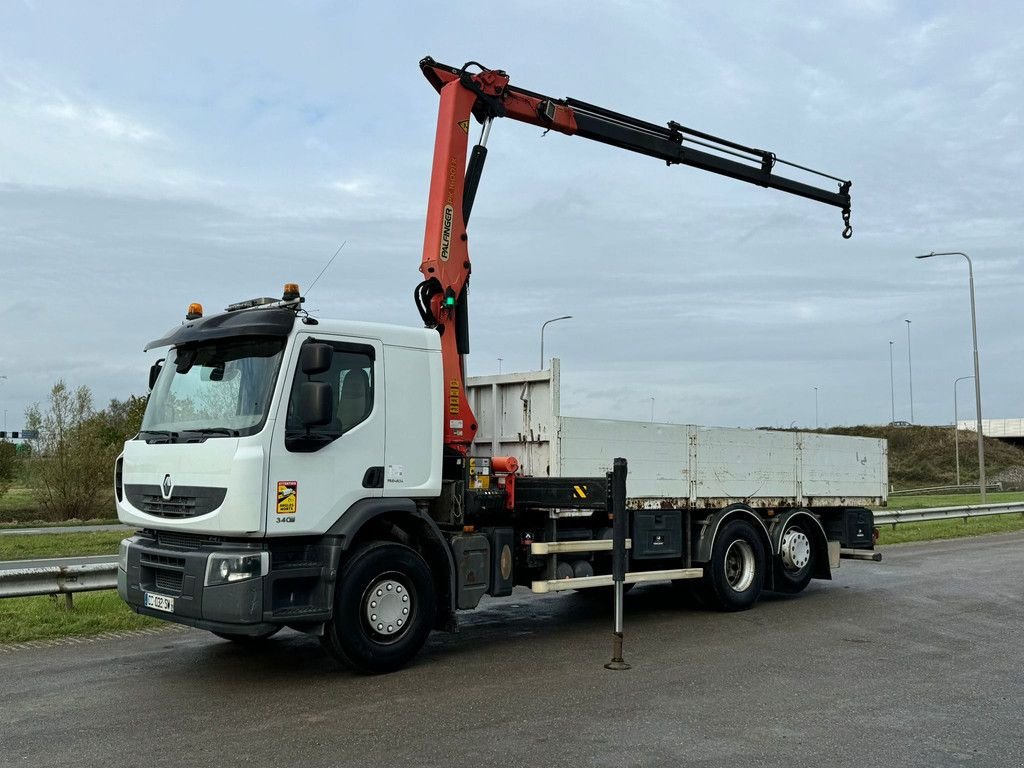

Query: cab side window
[285,340,375,451]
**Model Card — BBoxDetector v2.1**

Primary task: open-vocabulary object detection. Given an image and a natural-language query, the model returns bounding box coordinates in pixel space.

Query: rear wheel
[321,542,436,675]
[773,521,815,594]
[700,518,765,611]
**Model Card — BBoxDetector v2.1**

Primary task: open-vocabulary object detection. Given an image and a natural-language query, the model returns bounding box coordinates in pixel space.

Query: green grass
[0,486,34,517]
[880,490,1024,511]
[0,531,128,561]
[0,486,119,526]
[876,512,1024,545]
[0,591,162,644]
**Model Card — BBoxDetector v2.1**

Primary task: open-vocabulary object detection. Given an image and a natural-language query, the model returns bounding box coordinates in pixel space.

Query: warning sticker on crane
[458,120,470,134]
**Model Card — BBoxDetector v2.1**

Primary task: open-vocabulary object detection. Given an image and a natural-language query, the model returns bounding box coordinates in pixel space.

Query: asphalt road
[3,533,1023,768]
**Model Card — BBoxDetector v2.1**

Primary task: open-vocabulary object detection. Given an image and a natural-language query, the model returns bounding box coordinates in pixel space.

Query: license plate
[144,592,175,613]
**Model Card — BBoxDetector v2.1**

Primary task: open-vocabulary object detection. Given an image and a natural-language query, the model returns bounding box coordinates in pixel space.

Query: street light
[916,251,986,501]
[888,341,896,424]
[953,375,974,487]
[539,315,572,370]
[813,386,819,429]
[649,397,655,423]
[905,319,914,424]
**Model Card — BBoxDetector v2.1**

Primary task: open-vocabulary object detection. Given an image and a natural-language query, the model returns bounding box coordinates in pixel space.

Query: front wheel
[700,518,765,611]
[321,542,436,675]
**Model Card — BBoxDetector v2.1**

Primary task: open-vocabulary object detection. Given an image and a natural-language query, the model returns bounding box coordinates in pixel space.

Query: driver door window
[286,340,375,452]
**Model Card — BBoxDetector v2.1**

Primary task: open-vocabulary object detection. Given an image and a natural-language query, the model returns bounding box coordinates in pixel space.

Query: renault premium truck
[116,57,872,673]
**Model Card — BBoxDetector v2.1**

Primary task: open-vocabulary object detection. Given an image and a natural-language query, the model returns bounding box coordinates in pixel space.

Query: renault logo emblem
[161,474,174,500]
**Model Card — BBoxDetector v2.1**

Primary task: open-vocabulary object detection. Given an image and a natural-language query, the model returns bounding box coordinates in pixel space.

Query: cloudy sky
[1,1,1021,432]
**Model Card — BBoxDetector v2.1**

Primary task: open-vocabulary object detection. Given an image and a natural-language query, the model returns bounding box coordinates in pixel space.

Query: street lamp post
[905,320,914,424]
[953,375,974,487]
[916,251,986,502]
[540,316,572,370]
[813,386,819,429]
[649,397,655,423]
[888,341,896,424]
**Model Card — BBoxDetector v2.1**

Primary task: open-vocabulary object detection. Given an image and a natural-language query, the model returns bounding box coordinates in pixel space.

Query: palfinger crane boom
[416,57,853,454]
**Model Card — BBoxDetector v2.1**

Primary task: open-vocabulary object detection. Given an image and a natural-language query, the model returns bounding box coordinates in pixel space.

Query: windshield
[141,337,285,440]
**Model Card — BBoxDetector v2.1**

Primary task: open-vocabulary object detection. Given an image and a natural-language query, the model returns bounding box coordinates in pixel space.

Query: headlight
[205,552,268,586]
[118,539,130,572]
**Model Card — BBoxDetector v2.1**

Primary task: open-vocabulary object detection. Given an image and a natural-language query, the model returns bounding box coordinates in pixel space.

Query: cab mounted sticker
[276,481,297,522]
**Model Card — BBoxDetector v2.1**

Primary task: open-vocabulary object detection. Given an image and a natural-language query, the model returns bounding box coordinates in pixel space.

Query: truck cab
[117,295,446,648]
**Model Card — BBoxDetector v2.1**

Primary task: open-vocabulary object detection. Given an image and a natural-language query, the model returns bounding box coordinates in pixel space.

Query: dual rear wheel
[695,516,816,610]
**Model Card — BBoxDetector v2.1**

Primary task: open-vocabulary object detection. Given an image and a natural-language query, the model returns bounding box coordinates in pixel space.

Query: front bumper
[119,532,277,635]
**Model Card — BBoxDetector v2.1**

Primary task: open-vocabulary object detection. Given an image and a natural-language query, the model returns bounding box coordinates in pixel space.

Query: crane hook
[841,208,853,239]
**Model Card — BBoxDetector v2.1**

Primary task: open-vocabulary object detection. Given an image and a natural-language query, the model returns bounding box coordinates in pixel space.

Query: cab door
[267,333,385,535]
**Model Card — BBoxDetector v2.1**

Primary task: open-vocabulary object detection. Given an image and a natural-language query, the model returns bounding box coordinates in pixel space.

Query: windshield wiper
[180,427,240,438]
[139,430,178,443]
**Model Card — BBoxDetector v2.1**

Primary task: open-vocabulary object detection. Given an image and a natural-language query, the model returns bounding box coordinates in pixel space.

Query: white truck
[115,303,884,673]
[117,57,867,673]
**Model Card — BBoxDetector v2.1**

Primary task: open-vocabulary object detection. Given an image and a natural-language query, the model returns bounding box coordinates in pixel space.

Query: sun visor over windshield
[144,308,297,351]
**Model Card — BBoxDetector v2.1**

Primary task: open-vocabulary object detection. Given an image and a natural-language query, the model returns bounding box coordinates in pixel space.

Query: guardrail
[0,563,117,605]
[889,482,1003,497]
[874,502,1024,526]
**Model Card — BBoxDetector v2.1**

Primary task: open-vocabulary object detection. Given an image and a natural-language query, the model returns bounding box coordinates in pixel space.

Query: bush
[22,381,146,521]
[0,440,20,498]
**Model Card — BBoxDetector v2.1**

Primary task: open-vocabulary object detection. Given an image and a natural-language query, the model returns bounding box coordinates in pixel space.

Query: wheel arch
[695,504,773,586]
[769,508,831,581]
[327,498,456,629]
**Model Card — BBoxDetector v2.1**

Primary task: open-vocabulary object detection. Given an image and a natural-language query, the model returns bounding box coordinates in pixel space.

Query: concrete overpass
[957,418,1024,447]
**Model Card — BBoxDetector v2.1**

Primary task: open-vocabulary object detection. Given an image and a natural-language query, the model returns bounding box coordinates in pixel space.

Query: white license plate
[144,592,175,613]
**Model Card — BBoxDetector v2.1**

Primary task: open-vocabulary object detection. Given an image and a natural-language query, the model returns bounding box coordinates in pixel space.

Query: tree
[23,382,147,520]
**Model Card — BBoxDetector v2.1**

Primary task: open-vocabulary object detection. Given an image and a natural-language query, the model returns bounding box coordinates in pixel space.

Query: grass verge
[875,510,1024,545]
[882,490,1024,510]
[0,531,128,561]
[0,591,162,645]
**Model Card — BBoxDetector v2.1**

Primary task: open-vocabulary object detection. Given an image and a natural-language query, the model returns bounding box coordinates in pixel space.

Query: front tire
[321,542,436,675]
[700,518,765,611]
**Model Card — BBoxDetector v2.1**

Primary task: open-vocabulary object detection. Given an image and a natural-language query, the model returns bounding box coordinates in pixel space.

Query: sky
[1,0,1022,432]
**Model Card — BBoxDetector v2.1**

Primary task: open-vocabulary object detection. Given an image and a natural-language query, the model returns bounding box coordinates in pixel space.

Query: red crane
[415,57,853,455]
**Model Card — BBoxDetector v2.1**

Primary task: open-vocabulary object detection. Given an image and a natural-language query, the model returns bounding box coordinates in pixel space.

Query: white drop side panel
[799,431,888,502]
[690,427,800,503]
[557,417,690,498]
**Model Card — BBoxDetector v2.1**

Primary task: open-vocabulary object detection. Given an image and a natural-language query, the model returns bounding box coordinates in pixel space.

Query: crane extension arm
[415,57,853,454]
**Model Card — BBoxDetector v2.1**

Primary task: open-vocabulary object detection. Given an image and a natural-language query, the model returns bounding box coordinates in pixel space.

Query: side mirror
[301,343,333,376]
[149,359,164,391]
[299,381,333,428]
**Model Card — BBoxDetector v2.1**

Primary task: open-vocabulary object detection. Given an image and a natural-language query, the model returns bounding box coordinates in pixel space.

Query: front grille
[153,570,184,595]
[140,494,198,518]
[124,485,227,519]
[141,552,186,569]
[155,531,223,551]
